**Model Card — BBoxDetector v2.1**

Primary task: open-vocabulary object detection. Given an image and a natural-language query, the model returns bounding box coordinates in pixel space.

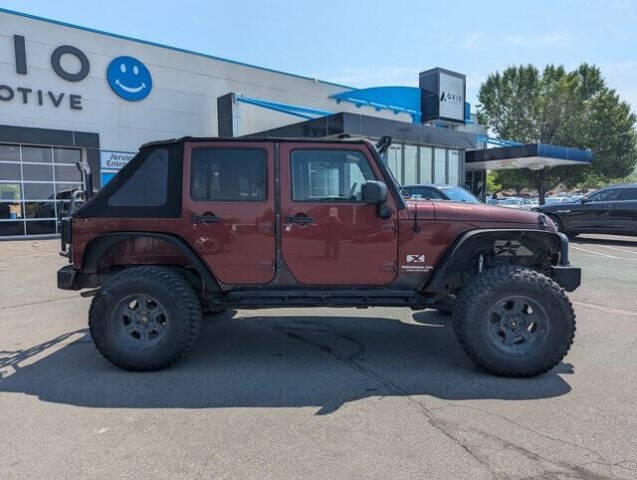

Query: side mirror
[361,181,388,205]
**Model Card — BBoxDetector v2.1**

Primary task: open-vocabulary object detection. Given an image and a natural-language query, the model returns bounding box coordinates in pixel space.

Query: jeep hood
[406,200,543,224]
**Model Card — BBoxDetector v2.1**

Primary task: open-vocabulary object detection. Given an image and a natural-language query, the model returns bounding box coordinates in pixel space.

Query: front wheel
[453,266,575,377]
[89,266,202,371]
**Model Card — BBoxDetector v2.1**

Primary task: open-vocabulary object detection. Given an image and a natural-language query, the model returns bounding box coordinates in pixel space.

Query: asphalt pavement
[1,235,636,479]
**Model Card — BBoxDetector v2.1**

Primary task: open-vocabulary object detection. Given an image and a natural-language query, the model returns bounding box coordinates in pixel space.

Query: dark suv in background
[535,184,637,237]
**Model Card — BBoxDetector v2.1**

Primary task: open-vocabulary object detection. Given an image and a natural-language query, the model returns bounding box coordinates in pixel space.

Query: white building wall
[0,11,411,153]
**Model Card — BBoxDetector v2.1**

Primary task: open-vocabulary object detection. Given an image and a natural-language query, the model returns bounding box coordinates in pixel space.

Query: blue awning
[465,143,593,170]
[330,87,422,122]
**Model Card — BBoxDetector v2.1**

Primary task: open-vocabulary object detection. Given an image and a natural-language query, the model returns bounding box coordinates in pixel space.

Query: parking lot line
[573,301,637,317]
[570,245,620,258]
[590,244,637,256]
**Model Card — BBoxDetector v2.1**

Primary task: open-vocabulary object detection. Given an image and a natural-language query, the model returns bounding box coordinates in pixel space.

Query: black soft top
[141,136,374,149]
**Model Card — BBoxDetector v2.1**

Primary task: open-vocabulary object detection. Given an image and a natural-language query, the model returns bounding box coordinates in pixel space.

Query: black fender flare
[423,228,564,293]
[81,232,220,292]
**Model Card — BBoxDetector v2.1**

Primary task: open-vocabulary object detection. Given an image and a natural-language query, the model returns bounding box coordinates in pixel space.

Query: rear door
[614,187,637,234]
[181,141,275,285]
[279,143,398,285]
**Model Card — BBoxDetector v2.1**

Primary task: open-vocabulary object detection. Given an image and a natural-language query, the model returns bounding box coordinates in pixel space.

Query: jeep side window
[108,148,168,207]
[190,148,267,201]
[290,150,375,202]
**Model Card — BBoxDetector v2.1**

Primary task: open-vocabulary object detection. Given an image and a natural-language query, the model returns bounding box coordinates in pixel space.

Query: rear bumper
[552,232,581,291]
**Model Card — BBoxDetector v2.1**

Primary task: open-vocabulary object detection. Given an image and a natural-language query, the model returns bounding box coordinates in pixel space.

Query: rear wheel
[89,266,202,371]
[453,266,575,377]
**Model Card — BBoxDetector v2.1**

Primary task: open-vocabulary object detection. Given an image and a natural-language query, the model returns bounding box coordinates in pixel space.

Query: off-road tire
[453,266,575,377]
[89,266,202,371]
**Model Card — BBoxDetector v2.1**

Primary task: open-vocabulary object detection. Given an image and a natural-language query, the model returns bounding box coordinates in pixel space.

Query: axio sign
[2,34,153,110]
[419,67,466,123]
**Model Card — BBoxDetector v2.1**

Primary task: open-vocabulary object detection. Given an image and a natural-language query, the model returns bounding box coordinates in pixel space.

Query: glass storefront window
[0,144,20,162]
[24,183,55,200]
[55,183,84,198]
[0,163,21,180]
[386,145,402,184]
[54,148,81,164]
[22,163,54,181]
[55,164,82,182]
[448,150,460,186]
[1,201,22,219]
[404,145,418,185]
[0,221,24,236]
[1,143,84,237]
[420,147,432,183]
[24,201,56,219]
[0,183,22,201]
[25,220,56,235]
[22,146,52,163]
[434,148,447,184]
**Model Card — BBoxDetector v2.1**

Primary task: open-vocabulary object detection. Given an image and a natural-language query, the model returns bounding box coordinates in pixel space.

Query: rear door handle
[192,214,221,223]
[286,214,314,224]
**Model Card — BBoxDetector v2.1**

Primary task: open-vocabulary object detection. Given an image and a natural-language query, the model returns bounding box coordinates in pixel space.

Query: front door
[279,143,398,285]
[182,141,275,285]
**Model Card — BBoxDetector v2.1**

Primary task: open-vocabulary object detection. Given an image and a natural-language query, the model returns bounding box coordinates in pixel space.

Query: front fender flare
[423,229,566,293]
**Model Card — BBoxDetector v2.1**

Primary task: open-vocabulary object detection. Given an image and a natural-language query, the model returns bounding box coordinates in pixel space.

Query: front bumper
[57,265,79,290]
[551,232,581,291]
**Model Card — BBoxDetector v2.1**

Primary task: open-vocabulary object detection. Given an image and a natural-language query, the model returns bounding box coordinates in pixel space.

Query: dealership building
[0,8,592,239]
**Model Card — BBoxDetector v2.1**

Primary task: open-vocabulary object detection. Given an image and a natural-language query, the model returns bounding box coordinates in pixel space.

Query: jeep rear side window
[190,148,267,201]
[108,148,168,207]
[291,150,375,202]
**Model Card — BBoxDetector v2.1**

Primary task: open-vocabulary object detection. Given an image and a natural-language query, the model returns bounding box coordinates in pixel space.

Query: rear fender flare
[81,232,220,293]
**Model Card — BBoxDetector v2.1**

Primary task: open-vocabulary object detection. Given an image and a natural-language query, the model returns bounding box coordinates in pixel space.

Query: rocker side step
[217,289,432,309]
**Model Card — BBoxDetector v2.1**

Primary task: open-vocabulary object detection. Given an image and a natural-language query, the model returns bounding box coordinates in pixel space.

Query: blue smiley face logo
[106,56,152,101]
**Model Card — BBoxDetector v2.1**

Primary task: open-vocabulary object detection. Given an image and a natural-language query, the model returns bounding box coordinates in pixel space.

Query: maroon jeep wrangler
[58,137,580,376]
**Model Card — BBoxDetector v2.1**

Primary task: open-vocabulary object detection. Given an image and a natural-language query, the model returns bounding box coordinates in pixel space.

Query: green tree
[477,64,637,203]
[486,171,502,194]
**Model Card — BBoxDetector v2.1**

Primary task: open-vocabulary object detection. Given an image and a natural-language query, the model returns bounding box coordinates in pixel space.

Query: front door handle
[192,213,221,224]
[286,214,314,225]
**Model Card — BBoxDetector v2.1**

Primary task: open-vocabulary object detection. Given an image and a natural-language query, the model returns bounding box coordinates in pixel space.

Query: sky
[2,0,637,111]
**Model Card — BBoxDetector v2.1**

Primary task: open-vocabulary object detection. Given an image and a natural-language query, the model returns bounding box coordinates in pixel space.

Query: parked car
[534,184,637,237]
[499,197,536,210]
[58,137,580,377]
[402,184,481,203]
